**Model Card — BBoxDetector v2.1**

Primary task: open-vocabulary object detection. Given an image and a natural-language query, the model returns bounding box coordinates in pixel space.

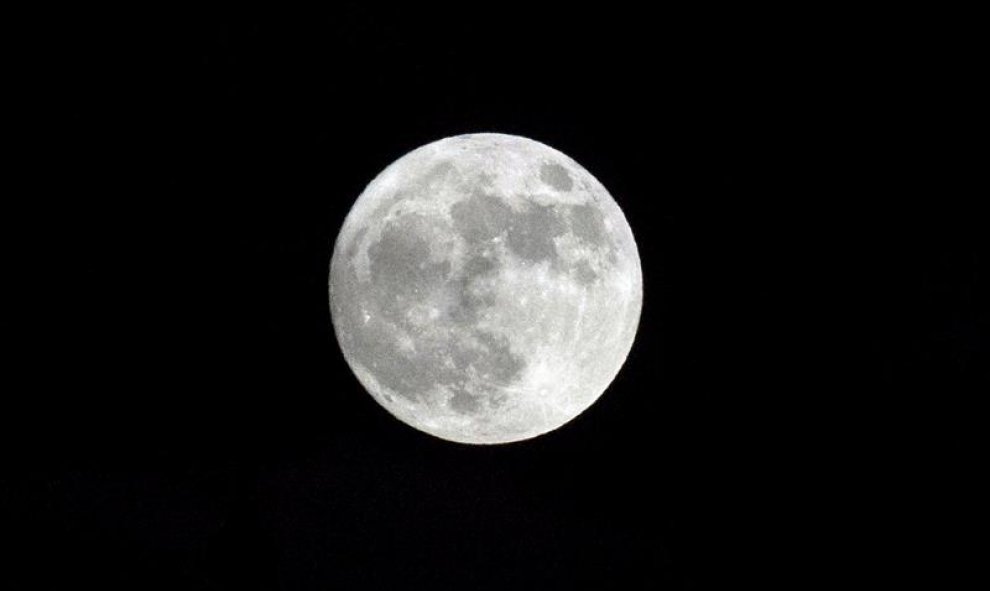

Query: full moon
[329,133,642,444]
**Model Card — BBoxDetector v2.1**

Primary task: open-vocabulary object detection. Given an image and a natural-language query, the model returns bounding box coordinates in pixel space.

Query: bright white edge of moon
[329,133,642,444]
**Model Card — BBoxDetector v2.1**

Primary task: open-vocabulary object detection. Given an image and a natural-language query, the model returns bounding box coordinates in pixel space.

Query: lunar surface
[329,133,642,444]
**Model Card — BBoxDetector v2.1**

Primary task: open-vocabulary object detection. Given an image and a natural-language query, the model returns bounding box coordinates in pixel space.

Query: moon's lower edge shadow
[330,133,642,444]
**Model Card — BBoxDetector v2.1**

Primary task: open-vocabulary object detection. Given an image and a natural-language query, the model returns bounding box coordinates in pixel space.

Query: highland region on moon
[330,134,642,444]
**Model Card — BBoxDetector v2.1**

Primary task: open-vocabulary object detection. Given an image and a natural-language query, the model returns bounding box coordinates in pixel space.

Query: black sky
[3,4,981,589]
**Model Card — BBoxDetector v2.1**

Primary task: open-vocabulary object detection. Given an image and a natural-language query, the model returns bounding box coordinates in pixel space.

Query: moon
[329,133,642,444]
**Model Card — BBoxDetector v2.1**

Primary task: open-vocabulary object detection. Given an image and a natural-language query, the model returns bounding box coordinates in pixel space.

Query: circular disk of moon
[329,133,642,444]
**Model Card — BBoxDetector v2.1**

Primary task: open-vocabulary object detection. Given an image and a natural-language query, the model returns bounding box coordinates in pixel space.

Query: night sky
[3,5,980,589]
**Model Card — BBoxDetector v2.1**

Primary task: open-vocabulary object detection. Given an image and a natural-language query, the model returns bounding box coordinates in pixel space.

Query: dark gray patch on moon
[453,192,578,265]
[462,252,500,277]
[472,330,525,386]
[448,254,500,324]
[568,203,620,267]
[344,227,367,260]
[450,192,512,243]
[450,189,618,282]
[449,389,480,414]
[449,283,490,329]
[451,191,613,273]
[568,203,608,247]
[540,162,573,192]
[573,261,599,285]
[506,203,567,263]
[368,214,451,318]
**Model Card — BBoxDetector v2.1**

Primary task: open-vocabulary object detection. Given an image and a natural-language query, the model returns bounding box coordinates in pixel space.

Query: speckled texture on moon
[330,133,642,444]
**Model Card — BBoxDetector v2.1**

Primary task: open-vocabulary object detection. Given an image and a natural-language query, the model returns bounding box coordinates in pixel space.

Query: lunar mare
[330,133,642,444]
